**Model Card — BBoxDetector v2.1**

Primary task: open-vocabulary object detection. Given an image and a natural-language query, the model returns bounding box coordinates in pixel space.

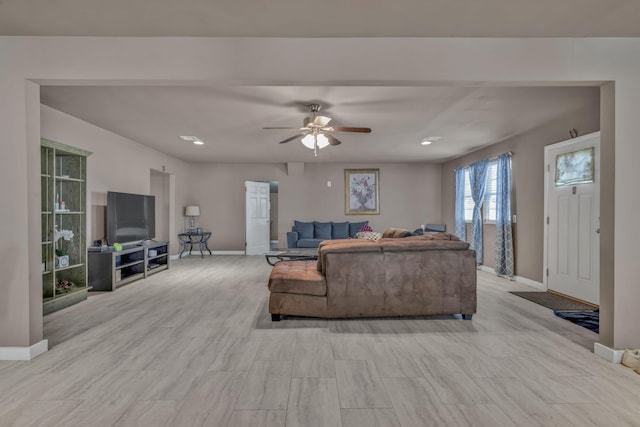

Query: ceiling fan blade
[313,115,332,127]
[278,134,304,144]
[303,115,332,128]
[325,134,342,146]
[330,126,372,133]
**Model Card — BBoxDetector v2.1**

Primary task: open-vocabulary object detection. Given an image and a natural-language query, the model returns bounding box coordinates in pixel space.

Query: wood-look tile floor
[2,256,639,426]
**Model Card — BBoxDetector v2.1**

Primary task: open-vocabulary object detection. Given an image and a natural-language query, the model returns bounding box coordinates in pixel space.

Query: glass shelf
[54,263,85,272]
[54,211,84,214]
[55,176,84,183]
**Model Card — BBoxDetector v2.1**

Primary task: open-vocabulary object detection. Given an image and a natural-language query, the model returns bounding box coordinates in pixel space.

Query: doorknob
[596,228,600,234]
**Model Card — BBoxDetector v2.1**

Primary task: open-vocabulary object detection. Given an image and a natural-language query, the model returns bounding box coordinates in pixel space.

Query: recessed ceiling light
[421,136,442,145]
[180,135,199,141]
[180,135,204,145]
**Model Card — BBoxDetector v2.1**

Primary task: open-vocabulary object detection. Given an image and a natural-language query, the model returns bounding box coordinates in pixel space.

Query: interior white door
[245,181,271,255]
[545,133,600,305]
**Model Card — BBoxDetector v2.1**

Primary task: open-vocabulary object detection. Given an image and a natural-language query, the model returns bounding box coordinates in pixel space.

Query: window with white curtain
[463,169,473,222]
[463,160,498,223]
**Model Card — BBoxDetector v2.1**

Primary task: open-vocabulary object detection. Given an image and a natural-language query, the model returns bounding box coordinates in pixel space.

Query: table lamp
[185,205,200,232]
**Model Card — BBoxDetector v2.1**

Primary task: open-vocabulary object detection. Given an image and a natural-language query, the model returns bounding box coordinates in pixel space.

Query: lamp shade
[185,205,200,217]
[316,134,330,149]
[301,133,330,150]
[301,134,315,149]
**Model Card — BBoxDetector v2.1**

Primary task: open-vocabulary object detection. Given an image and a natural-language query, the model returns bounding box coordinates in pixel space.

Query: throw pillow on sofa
[313,221,332,240]
[331,222,350,239]
[382,228,413,238]
[349,221,369,237]
[356,231,382,241]
[294,220,314,239]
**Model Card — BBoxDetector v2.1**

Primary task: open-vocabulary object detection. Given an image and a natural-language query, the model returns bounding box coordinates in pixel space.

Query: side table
[178,232,212,258]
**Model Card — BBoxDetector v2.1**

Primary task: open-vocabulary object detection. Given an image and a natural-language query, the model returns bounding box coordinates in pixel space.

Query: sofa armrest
[286,231,299,248]
[426,223,446,232]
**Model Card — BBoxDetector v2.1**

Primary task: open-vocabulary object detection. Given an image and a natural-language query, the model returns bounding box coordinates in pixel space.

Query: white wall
[440,103,601,282]
[150,169,170,242]
[1,37,639,351]
[189,162,442,250]
[41,105,190,255]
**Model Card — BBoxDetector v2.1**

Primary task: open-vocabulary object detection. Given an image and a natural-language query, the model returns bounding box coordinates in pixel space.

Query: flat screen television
[106,191,155,244]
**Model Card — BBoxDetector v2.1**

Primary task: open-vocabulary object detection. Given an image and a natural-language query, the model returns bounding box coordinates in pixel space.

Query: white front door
[245,181,270,255]
[544,132,600,305]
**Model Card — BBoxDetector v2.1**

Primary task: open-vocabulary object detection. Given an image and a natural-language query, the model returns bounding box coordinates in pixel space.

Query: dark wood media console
[88,241,169,291]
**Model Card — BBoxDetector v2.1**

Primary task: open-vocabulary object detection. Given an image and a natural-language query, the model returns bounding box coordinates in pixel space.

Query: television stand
[88,241,169,291]
[137,238,158,246]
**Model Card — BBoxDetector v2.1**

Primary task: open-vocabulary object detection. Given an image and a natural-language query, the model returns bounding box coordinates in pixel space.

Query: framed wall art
[345,169,379,215]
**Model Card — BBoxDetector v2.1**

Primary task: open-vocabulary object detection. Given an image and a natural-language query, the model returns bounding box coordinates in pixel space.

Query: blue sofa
[287,220,369,248]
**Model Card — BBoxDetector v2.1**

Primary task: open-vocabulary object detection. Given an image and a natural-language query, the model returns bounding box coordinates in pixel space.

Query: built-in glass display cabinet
[41,139,91,315]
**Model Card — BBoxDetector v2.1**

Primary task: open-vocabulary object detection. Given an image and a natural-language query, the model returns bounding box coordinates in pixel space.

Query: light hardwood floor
[1,256,639,426]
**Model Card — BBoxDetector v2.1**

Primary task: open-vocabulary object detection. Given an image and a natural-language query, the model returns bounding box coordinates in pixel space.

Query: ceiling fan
[263,103,372,156]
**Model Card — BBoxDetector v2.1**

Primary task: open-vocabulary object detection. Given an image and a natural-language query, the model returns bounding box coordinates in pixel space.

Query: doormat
[554,310,599,333]
[509,291,596,311]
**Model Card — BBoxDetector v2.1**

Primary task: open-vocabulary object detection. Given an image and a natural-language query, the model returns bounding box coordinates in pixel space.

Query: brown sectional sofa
[267,233,477,321]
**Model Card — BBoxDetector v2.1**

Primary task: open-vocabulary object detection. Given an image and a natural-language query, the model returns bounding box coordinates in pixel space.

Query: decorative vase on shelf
[55,255,69,268]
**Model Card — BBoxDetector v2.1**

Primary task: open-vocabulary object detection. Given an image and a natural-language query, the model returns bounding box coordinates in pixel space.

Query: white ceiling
[40,85,600,163]
[13,1,607,163]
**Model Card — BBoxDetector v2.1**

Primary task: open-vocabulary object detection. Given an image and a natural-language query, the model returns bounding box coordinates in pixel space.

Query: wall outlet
[327,181,331,187]
[512,214,517,223]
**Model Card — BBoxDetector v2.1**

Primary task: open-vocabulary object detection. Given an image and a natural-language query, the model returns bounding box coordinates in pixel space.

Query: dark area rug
[509,291,596,311]
[554,311,599,333]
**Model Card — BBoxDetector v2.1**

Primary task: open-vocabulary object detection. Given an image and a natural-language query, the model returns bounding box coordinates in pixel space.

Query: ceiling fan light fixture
[301,134,316,149]
[301,133,330,150]
[316,133,330,149]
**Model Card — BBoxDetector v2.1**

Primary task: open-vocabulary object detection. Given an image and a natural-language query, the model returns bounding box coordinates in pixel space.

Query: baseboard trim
[477,265,545,290]
[172,250,246,258]
[594,342,624,363]
[477,265,494,274]
[513,275,545,290]
[0,339,48,360]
